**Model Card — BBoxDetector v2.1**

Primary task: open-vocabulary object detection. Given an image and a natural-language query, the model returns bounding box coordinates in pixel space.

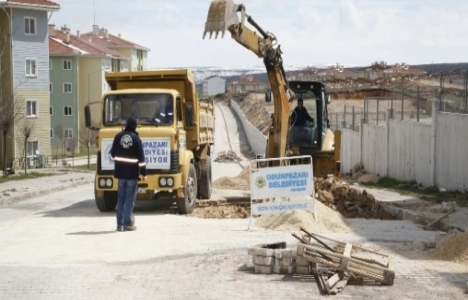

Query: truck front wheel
[198,155,212,199]
[95,190,117,212]
[177,163,197,214]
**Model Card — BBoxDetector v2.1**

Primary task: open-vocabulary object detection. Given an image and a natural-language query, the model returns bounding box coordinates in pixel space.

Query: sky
[49,0,468,69]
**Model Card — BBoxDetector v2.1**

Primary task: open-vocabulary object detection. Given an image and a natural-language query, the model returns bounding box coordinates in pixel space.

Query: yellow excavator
[203,0,340,177]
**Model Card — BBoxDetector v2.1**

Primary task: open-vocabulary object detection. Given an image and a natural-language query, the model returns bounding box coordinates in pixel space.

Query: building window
[26,59,37,77]
[64,128,73,139]
[63,83,72,93]
[50,83,53,93]
[50,129,54,138]
[64,106,72,116]
[63,60,72,70]
[50,106,53,115]
[27,141,39,157]
[26,100,37,118]
[24,17,36,35]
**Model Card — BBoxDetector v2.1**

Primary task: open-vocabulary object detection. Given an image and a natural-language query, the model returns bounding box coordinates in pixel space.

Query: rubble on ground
[212,167,250,190]
[431,231,468,263]
[214,150,242,163]
[315,177,394,219]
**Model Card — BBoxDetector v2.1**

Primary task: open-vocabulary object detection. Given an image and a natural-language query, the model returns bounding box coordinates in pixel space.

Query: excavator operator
[290,98,314,126]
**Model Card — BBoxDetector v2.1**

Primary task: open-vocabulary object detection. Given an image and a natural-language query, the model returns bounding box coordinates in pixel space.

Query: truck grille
[170,151,179,173]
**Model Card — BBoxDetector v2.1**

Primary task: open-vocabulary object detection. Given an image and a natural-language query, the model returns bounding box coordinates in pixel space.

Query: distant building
[48,24,131,155]
[0,0,60,168]
[203,75,226,96]
[383,63,426,78]
[81,25,150,71]
[228,76,269,93]
[317,64,359,80]
[357,61,389,80]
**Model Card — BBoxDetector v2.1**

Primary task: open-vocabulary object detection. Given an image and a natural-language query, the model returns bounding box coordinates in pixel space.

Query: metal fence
[330,77,468,132]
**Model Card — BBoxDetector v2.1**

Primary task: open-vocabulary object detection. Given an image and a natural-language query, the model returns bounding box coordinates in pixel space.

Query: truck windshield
[103,93,174,126]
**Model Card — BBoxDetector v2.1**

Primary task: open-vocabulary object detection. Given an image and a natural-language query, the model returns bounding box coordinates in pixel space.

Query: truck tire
[95,190,117,212]
[198,155,212,199]
[177,163,197,214]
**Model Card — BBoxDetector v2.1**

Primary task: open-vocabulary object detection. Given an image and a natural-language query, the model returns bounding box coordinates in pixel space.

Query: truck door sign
[101,138,171,170]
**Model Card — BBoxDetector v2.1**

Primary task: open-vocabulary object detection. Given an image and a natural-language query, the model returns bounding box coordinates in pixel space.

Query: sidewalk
[0,169,95,206]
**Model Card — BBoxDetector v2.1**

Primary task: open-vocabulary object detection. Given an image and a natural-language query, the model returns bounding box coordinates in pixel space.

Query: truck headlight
[106,178,112,187]
[99,178,106,187]
[167,177,174,187]
[159,177,167,186]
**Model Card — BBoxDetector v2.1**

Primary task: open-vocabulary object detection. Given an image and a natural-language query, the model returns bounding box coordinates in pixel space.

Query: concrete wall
[388,120,432,186]
[230,100,267,156]
[340,129,360,174]
[362,125,387,177]
[341,104,468,191]
[435,112,468,191]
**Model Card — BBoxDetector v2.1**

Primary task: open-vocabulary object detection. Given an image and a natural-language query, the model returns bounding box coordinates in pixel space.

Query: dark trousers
[116,179,137,227]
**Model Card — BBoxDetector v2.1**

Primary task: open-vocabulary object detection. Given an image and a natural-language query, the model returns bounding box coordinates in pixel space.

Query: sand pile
[255,200,350,234]
[431,232,468,263]
[213,167,250,190]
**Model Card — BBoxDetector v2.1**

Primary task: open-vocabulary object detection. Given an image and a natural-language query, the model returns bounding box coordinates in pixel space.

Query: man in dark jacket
[290,98,314,126]
[110,117,147,231]
[154,97,173,124]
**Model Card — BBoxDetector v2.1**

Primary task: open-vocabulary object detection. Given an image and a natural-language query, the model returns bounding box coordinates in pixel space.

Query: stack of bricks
[248,243,314,275]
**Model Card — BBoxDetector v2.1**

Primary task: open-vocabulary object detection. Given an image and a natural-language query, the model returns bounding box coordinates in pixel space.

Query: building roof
[49,26,129,59]
[81,26,150,51]
[231,76,268,85]
[318,67,357,77]
[3,0,60,10]
[383,65,426,75]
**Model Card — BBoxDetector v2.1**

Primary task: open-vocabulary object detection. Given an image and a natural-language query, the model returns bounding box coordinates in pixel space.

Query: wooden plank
[341,243,352,270]
[325,273,341,290]
[330,278,348,295]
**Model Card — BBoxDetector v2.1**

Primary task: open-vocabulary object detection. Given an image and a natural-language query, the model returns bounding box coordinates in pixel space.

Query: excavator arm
[203,0,294,160]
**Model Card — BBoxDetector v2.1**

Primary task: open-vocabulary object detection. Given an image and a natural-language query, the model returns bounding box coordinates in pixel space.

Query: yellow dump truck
[84,69,215,214]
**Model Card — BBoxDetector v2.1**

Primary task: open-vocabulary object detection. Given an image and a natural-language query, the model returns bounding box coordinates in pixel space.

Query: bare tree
[67,138,78,158]
[54,123,64,158]
[19,119,35,174]
[79,122,99,169]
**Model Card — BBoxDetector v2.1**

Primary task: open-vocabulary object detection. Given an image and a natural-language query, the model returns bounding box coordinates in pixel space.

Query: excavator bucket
[203,0,240,39]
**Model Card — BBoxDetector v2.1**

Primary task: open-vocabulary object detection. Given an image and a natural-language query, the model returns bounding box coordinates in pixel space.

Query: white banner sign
[251,200,314,215]
[250,164,313,200]
[101,138,171,170]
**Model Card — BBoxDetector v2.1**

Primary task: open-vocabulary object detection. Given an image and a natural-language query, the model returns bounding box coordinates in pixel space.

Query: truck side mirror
[84,105,91,128]
[327,95,332,104]
[265,91,272,103]
[185,104,194,127]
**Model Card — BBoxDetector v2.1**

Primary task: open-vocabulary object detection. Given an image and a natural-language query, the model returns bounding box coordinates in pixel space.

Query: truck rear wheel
[177,163,197,214]
[198,156,212,199]
[95,190,118,212]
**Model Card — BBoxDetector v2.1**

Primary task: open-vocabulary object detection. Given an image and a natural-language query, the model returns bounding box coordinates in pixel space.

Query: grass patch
[361,177,468,207]
[0,172,59,184]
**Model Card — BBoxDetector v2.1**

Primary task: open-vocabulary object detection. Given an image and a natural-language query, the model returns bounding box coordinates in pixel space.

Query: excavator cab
[288,81,330,151]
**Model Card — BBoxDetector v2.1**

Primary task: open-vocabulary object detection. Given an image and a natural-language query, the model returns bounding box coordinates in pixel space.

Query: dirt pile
[315,177,393,219]
[431,232,468,263]
[237,94,271,134]
[193,201,250,219]
[213,167,250,190]
[214,150,241,163]
[255,200,350,233]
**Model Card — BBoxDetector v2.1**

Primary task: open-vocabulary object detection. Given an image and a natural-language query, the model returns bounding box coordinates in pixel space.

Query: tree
[67,138,78,164]
[54,123,64,158]
[79,122,99,169]
[19,119,35,174]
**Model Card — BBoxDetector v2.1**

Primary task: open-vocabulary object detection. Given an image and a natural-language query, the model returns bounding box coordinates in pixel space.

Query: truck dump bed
[105,69,214,148]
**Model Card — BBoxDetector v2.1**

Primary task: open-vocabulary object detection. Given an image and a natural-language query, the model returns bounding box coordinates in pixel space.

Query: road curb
[0,179,94,206]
